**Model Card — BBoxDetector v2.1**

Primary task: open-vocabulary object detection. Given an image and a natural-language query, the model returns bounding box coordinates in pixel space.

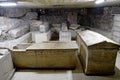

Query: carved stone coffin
[76,30,120,75]
[11,41,78,69]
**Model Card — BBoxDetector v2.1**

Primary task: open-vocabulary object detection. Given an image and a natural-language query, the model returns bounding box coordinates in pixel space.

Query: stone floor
[11,70,73,80]
[73,68,120,80]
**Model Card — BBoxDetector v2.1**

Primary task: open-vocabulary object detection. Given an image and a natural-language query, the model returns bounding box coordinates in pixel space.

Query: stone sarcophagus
[11,41,78,69]
[76,30,120,75]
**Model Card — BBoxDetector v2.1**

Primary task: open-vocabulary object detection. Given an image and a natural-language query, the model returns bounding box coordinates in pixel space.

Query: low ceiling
[1,0,120,8]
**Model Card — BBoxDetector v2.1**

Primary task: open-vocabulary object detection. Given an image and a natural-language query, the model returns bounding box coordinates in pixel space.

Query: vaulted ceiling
[1,0,120,8]
[19,0,94,5]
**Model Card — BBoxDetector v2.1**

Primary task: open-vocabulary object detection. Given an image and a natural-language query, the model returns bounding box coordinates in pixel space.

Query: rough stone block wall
[88,7,120,43]
[0,8,33,41]
[0,7,119,43]
[0,8,38,19]
[112,14,120,43]
[89,7,114,32]
[38,9,78,24]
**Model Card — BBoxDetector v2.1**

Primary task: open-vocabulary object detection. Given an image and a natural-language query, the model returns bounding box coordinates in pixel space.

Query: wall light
[0,2,17,7]
[95,0,105,4]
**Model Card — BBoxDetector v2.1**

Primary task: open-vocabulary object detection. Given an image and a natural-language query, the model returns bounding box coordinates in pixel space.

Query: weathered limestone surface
[0,17,22,31]
[0,49,14,80]
[76,30,119,75]
[4,8,28,18]
[29,20,43,31]
[0,17,30,41]
[24,12,38,20]
[11,41,78,69]
[112,14,120,43]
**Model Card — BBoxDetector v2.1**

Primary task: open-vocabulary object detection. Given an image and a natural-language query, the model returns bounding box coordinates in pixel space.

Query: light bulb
[0,2,17,7]
[95,0,105,4]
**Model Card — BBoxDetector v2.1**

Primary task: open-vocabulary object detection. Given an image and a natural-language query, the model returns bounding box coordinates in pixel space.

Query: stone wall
[88,7,120,43]
[38,9,79,24]
[0,8,38,19]
[0,7,120,42]
[0,7,114,29]
[89,7,114,32]
[112,14,120,43]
